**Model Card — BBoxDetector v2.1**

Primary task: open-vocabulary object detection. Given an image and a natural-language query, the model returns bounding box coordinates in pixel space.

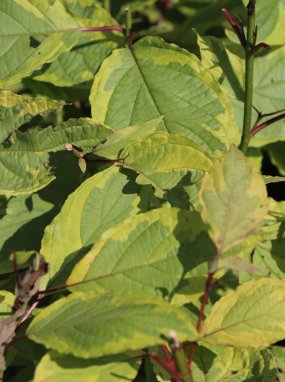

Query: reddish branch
[250,112,285,136]
[222,8,246,48]
[195,272,215,332]
[188,249,221,371]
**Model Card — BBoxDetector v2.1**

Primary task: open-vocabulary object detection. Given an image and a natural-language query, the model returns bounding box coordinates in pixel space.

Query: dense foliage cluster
[1,0,285,381]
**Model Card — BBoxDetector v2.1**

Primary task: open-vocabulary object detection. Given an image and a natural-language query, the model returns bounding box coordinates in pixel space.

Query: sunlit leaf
[34,351,139,382]
[33,1,124,87]
[201,278,285,347]
[67,205,213,297]
[199,145,268,256]
[41,166,141,282]
[90,36,239,157]
[28,292,197,358]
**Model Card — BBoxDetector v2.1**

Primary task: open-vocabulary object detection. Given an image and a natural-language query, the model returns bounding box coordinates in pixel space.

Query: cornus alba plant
[1,0,285,381]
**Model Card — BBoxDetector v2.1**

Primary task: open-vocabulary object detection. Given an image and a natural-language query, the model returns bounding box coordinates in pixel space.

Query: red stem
[162,344,174,364]
[196,272,214,332]
[250,112,285,136]
[188,249,220,367]
[149,352,177,375]
[222,8,246,48]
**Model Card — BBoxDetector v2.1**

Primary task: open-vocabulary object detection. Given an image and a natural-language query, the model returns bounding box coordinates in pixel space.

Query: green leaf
[121,132,213,195]
[8,118,111,153]
[242,239,285,282]
[250,46,285,147]
[0,291,14,318]
[192,345,276,382]
[41,166,141,282]
[28,292,197,358]
[67,205,213,297]
[0,91,64,143]
[197,36,244,134]
[199,145,268,256]
[201,278,285,347]
[90,36,239,157]
[0,0,79,87]
[0,194,53,274]
[0,148,53,196]
[34,1,124,87]
[271,347,285,382]
[0,118,110,195]
[34,351,139,382]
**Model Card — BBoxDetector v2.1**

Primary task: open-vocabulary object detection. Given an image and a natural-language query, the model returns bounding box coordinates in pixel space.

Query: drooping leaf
[90,36,239,157]
[240,239,285,284]
[33,351,139,382]
[41,166,141,282]
[28,292,197,358]
[67,205,214,297]
[8,118,111,153]
[0,119,110,195]
[0,194,53,274]
[201,278,285,347]
[0,91,64,143]
[199,145,268,256]
[120,132,213,195]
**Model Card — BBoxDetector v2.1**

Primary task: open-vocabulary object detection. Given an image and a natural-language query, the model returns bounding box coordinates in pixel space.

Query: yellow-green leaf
[28,292,197,358]
[121,132,213,195]
[41,166,141,282]
[67,205,213,297]
[201,278,285,347]
[199,146,268,256]
[34,351,139,382]
[90,36,239,157]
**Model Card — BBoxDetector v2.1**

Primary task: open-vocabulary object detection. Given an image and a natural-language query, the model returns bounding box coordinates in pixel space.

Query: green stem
[240,0,256,153]
[103,0,110,12]
[125,6,132,39]
[173,347,194,382]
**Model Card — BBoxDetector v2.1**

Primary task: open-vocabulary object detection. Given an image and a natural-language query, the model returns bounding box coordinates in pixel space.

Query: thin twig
[250,112,285,136]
